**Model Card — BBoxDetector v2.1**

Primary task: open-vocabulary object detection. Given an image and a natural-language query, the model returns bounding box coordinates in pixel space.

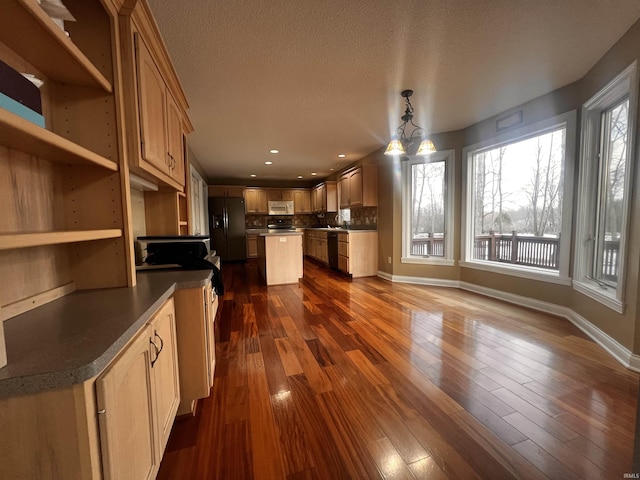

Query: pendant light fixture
[384,89,436,156]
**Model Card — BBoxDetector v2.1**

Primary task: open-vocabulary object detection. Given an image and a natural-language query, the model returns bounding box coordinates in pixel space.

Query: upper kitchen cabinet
[293,189,312,213]
[119,2,193,191]
[311,181,337,213]
[245,188,268,214]
[208,185,246,198]
[339,165,377,208]
[0,0,133,324]
[268,189,294,201]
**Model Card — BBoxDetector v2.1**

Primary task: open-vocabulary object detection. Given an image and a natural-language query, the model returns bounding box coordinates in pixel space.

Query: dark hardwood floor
[158,259,639,479]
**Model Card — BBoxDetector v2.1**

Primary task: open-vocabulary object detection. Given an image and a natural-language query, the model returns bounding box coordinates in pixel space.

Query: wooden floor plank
[158,260,639,479]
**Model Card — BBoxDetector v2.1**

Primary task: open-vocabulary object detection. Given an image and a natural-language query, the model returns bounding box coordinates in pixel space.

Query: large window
[574,62,637,312]
[462,112,575,282]
[402,150,454,264]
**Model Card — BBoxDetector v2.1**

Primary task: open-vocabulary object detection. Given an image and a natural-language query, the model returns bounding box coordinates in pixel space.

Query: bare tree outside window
[471,128,566,270]
[410,160,446,257]
[593,98,629,286]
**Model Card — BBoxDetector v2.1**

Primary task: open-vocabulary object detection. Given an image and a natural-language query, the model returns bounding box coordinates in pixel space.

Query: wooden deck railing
[411,232,619,277]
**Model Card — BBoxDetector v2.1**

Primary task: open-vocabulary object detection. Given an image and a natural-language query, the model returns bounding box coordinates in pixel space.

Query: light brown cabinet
[0,0,130,338]
[339,165,377,208]
[173,284,218,416]
[245,188,268,213]
[311,182,337,213]
[247,233,259,258]
[134,34,186,188]
[337,231,378,277]
[96,297,179,480]
[143,191,189,235]
[268,189,294,201]
[294,189,312,213]
[208,185,245,198]
[304,230,329,264]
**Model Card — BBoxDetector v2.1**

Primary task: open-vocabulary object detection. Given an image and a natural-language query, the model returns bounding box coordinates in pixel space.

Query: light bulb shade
[384,138,406,156]
[416,139,437,155]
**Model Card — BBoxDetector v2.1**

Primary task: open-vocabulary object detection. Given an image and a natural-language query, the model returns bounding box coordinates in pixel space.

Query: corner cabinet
[311,181,337,213]
[0,297,180,480]
[96,297,179,480]
[339,165,378,208]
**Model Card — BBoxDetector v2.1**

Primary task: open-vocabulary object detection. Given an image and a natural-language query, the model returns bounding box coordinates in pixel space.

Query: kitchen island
[258,231,304,285]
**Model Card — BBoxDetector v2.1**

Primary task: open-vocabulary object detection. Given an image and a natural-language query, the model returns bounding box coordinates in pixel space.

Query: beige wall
[376,18,640,353]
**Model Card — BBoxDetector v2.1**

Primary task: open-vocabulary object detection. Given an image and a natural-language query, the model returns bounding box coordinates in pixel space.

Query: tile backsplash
[245,207,377,229]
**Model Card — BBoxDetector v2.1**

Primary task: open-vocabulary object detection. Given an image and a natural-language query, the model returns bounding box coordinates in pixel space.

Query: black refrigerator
[209,197,247,262]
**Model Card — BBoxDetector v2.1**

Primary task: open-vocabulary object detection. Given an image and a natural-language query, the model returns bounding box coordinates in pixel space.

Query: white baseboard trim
[377,272,460,288]
[378,272,639,372]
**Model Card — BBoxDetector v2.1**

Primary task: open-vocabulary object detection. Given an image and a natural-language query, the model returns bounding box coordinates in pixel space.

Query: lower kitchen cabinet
[173,284,218,416]
[304,230,328,264]
[337,231,378,277]
[0,298,180,480]
[247,233,259,258]
[97,297,179,480]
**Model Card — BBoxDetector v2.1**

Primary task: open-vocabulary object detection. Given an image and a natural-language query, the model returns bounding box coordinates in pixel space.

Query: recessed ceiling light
[250,174,256,177]
[265,161,273,165]
[330,168,334,171]
[338,154,346,158]
[297,175,303,179]
[311,172,317,176]
[269,149,279,154]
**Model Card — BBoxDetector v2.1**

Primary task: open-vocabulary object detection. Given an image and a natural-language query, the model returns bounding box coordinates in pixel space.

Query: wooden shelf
[0,229,122,250]
[0,0,112,92]
[0,108,118,171]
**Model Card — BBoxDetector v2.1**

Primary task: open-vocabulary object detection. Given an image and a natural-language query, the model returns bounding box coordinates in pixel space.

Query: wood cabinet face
[339,174,350,209]
[209,186,245,198]
[96,298,179,480]
[136,36,167,174]
[247,234,258,257]
[294,189,311,213]
[148,299,180,455]
[96,328,157,480]
[349,169,363,206]
[245,188,267,213]
[165,93,184,185]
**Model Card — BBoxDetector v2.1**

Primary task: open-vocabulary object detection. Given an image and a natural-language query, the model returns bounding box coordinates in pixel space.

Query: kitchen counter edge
[0,268,213,399]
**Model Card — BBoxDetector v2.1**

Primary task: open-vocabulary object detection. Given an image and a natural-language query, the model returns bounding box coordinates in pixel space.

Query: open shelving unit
[0,0,130,322]
[0,229,123,251]
[0,109,118,170]
[0,0,112,92]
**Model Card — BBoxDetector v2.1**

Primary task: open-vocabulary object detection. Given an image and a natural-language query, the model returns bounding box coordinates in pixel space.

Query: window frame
[461,111,576,284]
[401,149,455,265]
[573,61,638,313]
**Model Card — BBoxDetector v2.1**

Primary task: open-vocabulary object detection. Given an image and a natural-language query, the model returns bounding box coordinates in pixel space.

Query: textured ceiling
[148,0,640,182]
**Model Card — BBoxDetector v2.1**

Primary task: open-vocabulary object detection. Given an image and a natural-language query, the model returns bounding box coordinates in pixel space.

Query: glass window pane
[471,128,566,270]
[410,161,445,257]
[593,98,629,286]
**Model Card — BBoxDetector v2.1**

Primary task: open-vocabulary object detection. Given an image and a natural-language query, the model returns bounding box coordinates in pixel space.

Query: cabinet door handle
[150,337,160,367]
[154,330,164,356]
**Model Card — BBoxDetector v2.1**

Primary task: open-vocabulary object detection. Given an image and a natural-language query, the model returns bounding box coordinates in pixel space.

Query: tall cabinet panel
[136,35,167,173]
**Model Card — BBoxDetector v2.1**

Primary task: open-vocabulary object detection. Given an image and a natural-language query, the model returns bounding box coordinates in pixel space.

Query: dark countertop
[0,268,212,399]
